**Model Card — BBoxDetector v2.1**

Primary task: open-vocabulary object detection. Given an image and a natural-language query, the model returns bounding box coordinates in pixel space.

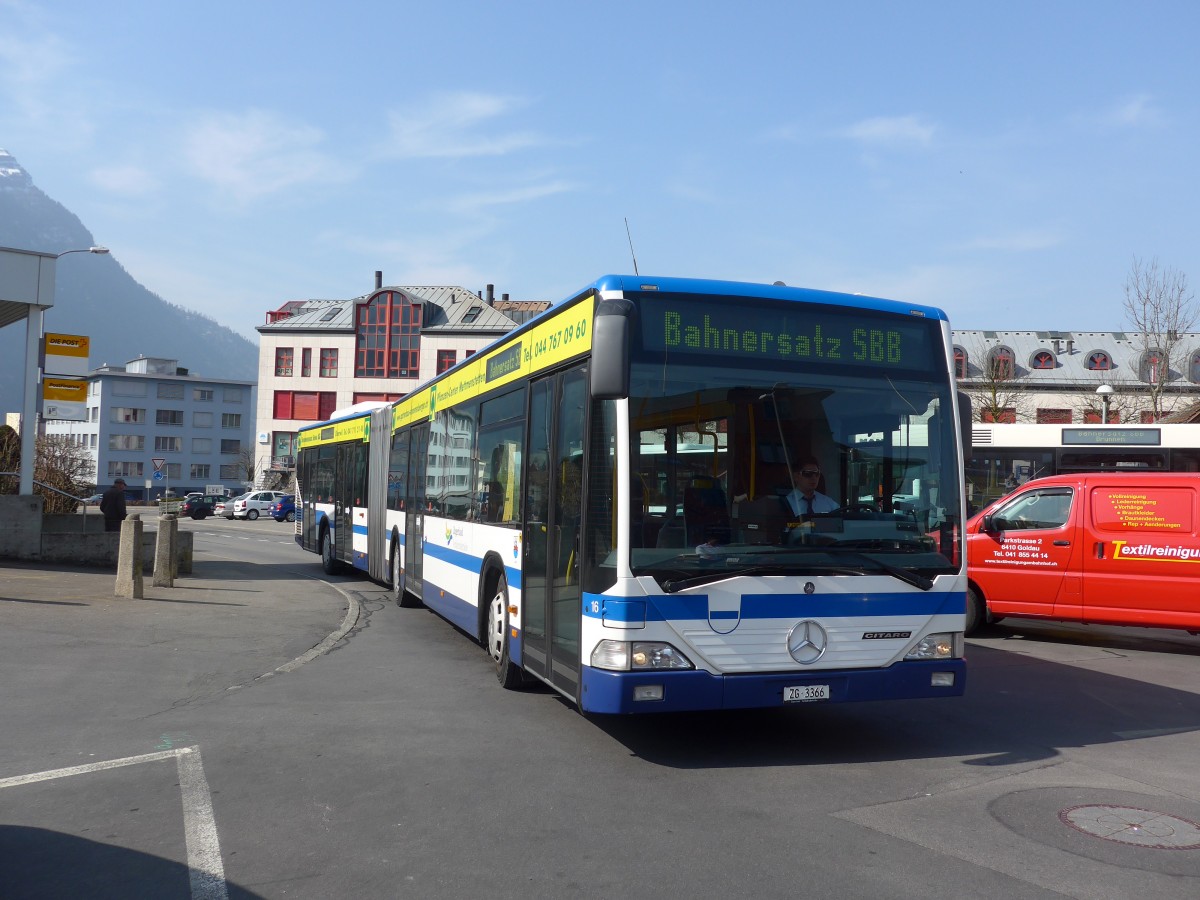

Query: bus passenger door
[334,443,356,563]
[404,424,430,598]
[521,366,586,698]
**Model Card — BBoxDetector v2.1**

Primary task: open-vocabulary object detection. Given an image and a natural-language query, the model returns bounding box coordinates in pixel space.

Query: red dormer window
[988,347,1015,380]
[953,347,967,379]
[1086,351,1112,371]
[1031,350,1055,369]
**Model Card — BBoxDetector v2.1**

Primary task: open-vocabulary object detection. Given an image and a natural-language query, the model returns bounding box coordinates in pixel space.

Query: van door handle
[1052,540,1070,546]
[1094,542,1106,559]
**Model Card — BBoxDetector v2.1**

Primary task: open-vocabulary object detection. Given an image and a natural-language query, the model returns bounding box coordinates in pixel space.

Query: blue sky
[2,1,1198,342]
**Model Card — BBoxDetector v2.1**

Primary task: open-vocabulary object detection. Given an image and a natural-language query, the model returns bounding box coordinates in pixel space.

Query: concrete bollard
[154,513,178,587]
[115,514,144,599]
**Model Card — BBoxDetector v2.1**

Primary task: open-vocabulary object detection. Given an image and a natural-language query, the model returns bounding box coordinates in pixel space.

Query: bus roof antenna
[624,217,639,276]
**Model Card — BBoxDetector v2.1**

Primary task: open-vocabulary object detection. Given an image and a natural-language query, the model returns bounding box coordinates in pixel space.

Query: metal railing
[0,472,95,513]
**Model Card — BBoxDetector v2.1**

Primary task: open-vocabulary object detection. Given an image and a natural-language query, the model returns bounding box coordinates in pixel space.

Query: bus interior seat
[684,477,731,545]
[655,522,686,548]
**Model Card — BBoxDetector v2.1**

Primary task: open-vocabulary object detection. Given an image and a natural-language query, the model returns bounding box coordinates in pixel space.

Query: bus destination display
[640,295,936,371]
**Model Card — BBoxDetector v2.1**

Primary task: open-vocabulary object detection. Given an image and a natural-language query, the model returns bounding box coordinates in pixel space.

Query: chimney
[502,293,509,303]
[486,284,495,305]
[1052,339,1060,353]
[1066,338,1074,354]
[375,271,383,290]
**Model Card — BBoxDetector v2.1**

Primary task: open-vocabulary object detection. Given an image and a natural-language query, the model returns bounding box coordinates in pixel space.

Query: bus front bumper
[578,659,966,714]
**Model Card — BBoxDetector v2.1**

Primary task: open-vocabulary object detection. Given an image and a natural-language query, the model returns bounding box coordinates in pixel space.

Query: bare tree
[962,341,1033,423]
[1069,370,1136,424]
[1123,256,1198,419]
[236,444,264,488]
[0,426,95,512]
[35,435,96,513]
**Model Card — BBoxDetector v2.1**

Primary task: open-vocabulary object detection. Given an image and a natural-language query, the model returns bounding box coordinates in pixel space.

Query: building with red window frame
[953,329,1200,426]
[253,276,548,485]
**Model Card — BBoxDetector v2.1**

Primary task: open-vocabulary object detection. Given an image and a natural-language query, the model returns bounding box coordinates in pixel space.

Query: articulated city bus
[967,422,1200,512]
[296,275,971,714]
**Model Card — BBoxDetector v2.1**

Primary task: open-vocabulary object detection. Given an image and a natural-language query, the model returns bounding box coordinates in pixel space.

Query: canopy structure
[0,246,57,495]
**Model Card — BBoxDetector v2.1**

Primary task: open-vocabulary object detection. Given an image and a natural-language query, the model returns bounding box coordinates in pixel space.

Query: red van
[966,472,1200,636]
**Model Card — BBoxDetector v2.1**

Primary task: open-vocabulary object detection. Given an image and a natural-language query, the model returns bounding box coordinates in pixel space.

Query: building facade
[953,329,1200,423]
[44,355,254,499]
[254,279,547,485]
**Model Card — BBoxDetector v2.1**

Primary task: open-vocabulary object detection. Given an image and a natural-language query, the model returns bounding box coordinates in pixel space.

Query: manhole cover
[1060,805,1200,849]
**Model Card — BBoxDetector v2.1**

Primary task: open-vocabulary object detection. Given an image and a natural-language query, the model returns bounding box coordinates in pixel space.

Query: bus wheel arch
[480,556,522,689]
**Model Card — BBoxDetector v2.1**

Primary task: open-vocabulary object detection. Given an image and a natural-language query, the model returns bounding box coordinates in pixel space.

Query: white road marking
[0,746,229,900]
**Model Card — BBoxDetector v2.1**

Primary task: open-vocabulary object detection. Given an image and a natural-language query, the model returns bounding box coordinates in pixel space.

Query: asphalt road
[2,518,1198,899]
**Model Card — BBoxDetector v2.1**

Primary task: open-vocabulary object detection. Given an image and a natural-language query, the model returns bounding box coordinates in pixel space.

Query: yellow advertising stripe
[296,412,372,450]
[393,294,595,433]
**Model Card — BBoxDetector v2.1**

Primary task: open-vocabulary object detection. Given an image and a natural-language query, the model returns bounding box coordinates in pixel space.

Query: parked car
[215,493,246,519]
[233,490,287,520]
[180,494,225,520]
[83,493,104,504]
[271,495,296,523]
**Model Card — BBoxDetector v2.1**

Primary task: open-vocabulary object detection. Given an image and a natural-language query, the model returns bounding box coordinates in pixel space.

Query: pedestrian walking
[100,478,128,532]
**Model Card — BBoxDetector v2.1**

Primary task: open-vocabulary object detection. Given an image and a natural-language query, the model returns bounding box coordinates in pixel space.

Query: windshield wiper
[822,548,934,591]
[662,565,814,593]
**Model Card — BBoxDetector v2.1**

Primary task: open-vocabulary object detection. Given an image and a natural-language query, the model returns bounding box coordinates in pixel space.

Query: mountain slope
[0,149,257,415]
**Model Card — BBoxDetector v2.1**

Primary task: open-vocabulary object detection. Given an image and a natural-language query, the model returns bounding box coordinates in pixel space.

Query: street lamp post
[56,246,110,259]
[1096,384,1114,424]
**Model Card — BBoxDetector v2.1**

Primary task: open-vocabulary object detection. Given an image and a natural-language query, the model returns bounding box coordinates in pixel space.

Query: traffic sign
[153,471,164,481]
[152,458,166,472]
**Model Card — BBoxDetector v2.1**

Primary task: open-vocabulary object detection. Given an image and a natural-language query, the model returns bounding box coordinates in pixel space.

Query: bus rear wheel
[320,528,340,575]
[487,574,523,689]
[392,543,420,608]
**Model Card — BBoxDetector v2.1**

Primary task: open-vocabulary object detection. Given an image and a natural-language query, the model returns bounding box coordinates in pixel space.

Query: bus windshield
[627,292,961,588]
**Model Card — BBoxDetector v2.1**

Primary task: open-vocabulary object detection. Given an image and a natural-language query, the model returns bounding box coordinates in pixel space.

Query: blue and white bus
[295,275,971,713]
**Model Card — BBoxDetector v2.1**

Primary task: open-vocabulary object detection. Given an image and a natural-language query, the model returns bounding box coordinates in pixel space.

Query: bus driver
[784,458,838,518]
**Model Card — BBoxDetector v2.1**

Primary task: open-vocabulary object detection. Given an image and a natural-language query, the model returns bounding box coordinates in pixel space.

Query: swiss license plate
[784,684,830,703]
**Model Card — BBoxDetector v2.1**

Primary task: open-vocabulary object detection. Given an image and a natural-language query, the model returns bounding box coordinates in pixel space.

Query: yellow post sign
[43,332,91,377]
[42,377,88,421]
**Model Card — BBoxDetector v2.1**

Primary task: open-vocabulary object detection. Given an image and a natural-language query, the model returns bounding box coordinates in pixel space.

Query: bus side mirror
[591,298,634,399]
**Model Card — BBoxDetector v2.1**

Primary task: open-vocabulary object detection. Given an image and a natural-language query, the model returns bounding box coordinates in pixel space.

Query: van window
[991,488,1073,531]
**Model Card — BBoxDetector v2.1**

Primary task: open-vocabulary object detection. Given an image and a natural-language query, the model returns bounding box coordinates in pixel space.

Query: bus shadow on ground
[0,825,264,900]
[586,642,1200,770]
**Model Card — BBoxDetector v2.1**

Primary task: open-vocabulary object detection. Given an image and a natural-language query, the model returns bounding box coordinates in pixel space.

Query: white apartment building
[254,278,547,484]
[44,355,254,499]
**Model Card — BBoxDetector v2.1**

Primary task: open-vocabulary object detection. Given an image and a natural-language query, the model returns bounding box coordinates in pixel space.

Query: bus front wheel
[487,573,523,689]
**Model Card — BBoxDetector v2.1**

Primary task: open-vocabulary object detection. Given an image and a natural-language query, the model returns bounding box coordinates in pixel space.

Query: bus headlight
[591,640,694,671]
[905,632,964,660]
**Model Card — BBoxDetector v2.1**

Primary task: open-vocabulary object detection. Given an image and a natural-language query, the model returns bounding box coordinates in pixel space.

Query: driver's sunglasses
[799,469,820,478]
